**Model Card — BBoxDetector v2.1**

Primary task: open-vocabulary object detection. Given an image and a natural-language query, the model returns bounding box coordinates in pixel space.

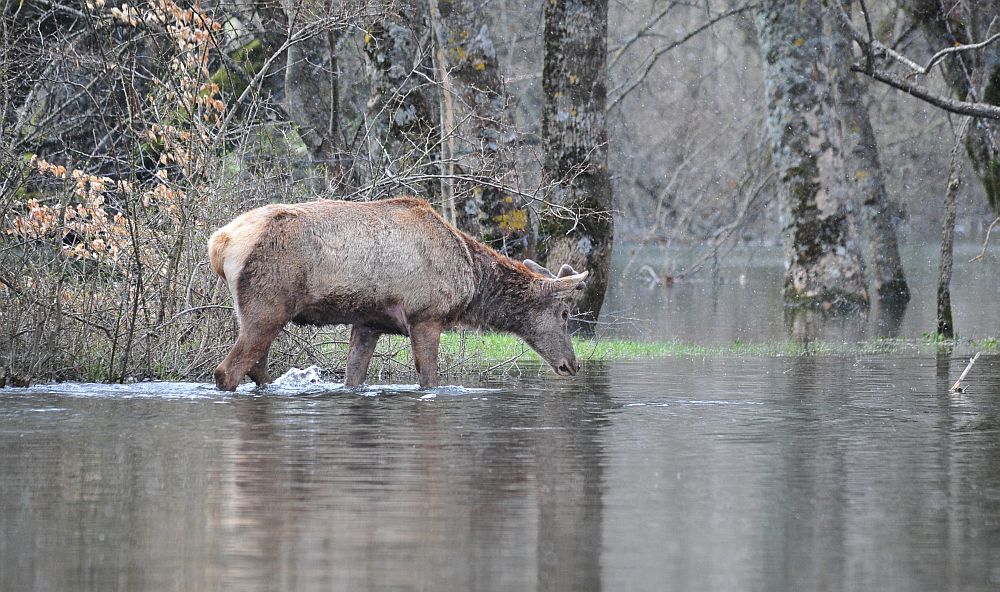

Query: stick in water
[951,352,982,392]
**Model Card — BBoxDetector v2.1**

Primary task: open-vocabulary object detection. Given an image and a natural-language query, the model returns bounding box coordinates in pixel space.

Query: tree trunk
[429,0,527,258]
[826,0,909,305]
[937,119,970,338]
[228,0,343,188]
[281,1,339,172]
[538,0,614,333]
[363,5,441,202]
[907,0,1000,212]
[756,0,868,309]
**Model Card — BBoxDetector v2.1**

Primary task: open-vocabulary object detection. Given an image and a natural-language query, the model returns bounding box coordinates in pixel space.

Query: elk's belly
[290,294,411,335]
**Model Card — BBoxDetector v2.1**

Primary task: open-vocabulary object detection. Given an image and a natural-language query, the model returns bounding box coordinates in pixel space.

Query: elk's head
[521,259,589,376]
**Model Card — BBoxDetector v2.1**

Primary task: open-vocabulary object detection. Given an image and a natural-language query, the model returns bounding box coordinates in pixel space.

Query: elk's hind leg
[215,321,283,391]
[247,341,274,386]
[409,322,442,389]
[344,325,382,388]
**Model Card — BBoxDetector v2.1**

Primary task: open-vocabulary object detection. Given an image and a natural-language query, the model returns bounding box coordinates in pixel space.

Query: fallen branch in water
[951,352,982,393]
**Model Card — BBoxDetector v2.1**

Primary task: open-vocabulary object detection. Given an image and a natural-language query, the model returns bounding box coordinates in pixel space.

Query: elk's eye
[561,309,569,321]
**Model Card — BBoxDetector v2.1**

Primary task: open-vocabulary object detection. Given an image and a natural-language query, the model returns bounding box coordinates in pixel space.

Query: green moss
[782,285,868,311]
[211,39,265,99]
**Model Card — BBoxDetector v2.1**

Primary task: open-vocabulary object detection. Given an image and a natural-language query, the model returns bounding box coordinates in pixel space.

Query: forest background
[1,0,998,385]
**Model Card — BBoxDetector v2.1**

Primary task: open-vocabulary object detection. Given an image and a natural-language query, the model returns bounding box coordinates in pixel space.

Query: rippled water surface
[3,356,1000,591]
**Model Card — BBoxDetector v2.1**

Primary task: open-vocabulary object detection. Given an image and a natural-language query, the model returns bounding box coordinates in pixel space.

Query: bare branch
[834,3,1000,119]
[853,65,1000,119]
[608,2,759,112]
[924,31,1000,74]
[951,352,981,393]
[971,216,1000,263]
[834,4,1000,119]
[609,1,679,70]
[843,3,1000,77]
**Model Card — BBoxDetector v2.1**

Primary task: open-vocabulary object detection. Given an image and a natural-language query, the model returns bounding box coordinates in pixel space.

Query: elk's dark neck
[462,242,535,334]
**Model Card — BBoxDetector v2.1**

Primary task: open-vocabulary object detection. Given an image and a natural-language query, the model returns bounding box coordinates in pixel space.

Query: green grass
[319,329,995,379]
[418,331,991,367]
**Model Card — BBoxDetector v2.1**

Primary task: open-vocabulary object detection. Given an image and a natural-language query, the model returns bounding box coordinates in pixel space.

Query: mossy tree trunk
[538,0,614,333]
[756,0,868,309]
[907,0,1000,212]
[363,4,441,202]
[429,0,527,258]
[826,0,909,305]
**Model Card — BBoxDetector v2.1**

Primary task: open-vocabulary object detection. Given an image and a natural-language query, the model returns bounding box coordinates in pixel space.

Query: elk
[208,197,588,391]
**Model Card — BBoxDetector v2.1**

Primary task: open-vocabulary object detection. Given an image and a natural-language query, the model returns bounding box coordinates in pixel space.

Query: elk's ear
[556,263,579,278]
[523,259,555,278]
[544,271,589,298]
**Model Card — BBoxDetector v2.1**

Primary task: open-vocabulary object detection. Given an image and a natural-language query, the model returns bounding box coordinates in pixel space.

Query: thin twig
[480,348,529,376]
[609,1,679,69]
[608,2,759,112]
[924,32,1000,74]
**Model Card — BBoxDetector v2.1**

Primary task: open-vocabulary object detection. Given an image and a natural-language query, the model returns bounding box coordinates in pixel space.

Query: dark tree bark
[756,0,868,309]
[937,120,970,338]
[538,0,614,333]
[826,0,910,305]
[907,0,1000,212]
[218,0,345,188]
[280,0,339,169]
[429,0,527,258]
[363,4,441,201]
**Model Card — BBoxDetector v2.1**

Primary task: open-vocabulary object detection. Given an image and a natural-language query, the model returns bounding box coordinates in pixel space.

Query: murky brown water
[3,354,1000,591]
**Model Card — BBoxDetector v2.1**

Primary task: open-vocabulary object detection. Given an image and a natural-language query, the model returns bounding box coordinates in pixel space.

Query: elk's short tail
[208,230,230,280]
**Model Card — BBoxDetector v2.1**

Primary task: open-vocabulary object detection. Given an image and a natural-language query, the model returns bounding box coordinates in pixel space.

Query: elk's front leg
[345,325,382,388]
[409,322,442,389]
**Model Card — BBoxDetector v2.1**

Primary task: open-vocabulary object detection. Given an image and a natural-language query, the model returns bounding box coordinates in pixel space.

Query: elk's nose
[557,359,579,376]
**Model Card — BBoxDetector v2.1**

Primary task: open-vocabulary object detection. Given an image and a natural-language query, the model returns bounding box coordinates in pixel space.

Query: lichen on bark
[826,0,909,305]
[363,6,441,201]
[430,0,526,257]
[756,0,868,310]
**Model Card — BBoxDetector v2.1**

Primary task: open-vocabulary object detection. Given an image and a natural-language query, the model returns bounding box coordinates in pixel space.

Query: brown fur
[208,196,588,390]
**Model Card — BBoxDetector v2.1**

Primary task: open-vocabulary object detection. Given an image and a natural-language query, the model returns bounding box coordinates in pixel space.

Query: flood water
[3,356,1000,591]
[605,243,1000,343]
[3,243,1000,591]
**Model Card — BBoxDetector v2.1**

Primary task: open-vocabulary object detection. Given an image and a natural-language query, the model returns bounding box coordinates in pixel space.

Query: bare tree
[538,0,614,333]
[905,0,1000,212]
[937,119,971,338]
[756,0,868,309]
